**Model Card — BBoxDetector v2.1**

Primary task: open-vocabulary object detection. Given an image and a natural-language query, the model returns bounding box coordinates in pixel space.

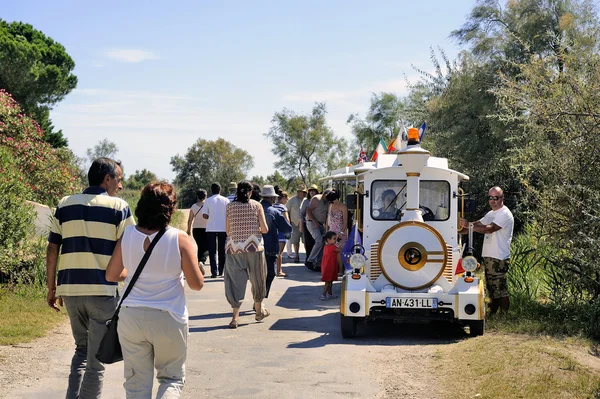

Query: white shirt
[202,194,229,232]
[120,226,188,323]
[190,202,208,229]
[480,205,514,260]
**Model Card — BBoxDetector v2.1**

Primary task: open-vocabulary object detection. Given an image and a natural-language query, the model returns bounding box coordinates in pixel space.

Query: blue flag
[418,122,427,141]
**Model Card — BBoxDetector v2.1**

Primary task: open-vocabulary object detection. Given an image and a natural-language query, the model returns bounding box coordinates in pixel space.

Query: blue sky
[2,1,475,181]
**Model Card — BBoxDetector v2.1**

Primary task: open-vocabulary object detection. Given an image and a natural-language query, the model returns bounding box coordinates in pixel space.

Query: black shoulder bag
[96,227,167,364]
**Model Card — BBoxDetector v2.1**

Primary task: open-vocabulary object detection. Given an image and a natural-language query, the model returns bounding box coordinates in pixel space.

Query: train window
[370,180,450,221]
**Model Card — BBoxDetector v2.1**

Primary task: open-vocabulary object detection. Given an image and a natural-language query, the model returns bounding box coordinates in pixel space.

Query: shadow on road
[270,312,467,348]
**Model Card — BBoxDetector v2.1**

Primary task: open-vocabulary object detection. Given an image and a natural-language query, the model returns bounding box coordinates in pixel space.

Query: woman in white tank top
[106,182,204,398]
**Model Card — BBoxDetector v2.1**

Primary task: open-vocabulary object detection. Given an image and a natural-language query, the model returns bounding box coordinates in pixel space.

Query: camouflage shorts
[483,257,510,299]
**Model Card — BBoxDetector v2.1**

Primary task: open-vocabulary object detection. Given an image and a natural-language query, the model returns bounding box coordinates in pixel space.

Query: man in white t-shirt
[460,186,514,314]
[203,183,230,278]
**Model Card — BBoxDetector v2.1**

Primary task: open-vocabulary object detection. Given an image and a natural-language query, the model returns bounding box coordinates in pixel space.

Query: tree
[0,20,78,147]
[170,138,254,207]
[348,92,407,154]
[86,139,119,163]
[266,103,349,186]
[495,50,600,300]
[123,169,158,191]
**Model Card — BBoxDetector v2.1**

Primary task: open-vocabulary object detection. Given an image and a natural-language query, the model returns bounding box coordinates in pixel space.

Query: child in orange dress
[320,231,339,300]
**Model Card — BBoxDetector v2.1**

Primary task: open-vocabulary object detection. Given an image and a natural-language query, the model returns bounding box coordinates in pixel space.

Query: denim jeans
[206,231,227,276]
[63,295,119,399]
[306,221,325,267]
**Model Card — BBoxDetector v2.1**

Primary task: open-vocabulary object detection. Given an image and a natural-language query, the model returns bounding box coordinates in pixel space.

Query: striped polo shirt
[48,186,136,296]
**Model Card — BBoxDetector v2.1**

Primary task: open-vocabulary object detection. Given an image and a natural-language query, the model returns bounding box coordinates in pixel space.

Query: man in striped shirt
[46,157,135,399]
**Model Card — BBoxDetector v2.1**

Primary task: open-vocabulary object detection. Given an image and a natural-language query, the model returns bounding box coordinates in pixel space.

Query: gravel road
[1,257,465,399]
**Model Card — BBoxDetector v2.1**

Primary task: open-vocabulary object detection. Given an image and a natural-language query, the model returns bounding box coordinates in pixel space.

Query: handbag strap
[114,227,167,313]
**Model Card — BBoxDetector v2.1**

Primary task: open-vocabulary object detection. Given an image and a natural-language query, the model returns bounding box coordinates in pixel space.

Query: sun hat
[308,184,320,193]
[297,184,307,193]
[228,182,237,190]
[260,185,278,198]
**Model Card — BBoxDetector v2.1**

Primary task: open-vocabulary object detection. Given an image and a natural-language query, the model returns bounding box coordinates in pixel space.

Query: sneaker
[305,261,315,271]
[288,252,296,259]
[319,295,328,301]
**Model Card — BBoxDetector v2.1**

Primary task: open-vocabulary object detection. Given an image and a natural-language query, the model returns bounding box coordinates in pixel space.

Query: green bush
[0,147,36,283]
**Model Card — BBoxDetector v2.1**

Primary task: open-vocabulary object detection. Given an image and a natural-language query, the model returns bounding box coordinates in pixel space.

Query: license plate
[386,297,438,309]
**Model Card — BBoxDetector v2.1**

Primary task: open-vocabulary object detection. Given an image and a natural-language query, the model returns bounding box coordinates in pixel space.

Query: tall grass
[490,227,600,342]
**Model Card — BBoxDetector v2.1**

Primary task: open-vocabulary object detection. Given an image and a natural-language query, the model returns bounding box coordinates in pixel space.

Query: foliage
[347,92,407,154]
[494,49,600,301]
[123,168,157,191]
[266,102,349,186]
[86,138,119,165]
[0,19,78,147]
[0,146,35,283]
[170,137,253,207]
[0,89,80,206]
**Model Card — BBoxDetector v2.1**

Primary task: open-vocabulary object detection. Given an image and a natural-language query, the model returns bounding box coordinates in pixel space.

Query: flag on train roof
[388,121,408,153]
[418,121,427,141]
[357,145,368,164]
[387,137,397,153]
[371,138,387,162]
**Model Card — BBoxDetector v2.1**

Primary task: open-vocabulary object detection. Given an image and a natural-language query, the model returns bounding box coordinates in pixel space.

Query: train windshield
[370,180,450,221]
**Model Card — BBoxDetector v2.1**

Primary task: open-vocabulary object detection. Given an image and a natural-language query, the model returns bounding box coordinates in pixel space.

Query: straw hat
[308,184,320,193]
[260,185,278,198]
[228,182,237,190]
[296,184,307,193]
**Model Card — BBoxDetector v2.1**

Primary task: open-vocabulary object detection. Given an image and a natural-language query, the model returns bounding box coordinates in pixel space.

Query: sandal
[255,307,271,322]
[228,319,238,329]
[277,272,287,277]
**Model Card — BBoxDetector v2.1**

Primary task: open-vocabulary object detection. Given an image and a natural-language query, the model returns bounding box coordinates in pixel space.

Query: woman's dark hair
[325,189,339,203]
[235,181,252,203]
[250,183,261,201]
[323,230,337,244]
[273,185,283,196]
[278,191,288,200]
[135,181,177,230]
[88,157,121,186]
[196,189,207,201]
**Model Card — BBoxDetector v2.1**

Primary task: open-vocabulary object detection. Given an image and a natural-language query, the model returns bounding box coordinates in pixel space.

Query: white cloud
[104,49,160,63]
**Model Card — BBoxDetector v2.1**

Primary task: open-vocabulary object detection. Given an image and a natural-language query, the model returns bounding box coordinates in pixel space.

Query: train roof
[320,154,470,182]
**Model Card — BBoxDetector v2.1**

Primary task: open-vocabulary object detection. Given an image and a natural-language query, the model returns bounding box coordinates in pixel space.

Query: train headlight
[349,253,367,269]
[462,256,478,272]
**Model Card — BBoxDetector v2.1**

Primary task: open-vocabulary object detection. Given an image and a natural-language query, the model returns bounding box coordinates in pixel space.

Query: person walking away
[286,185,307,263]
[223,181,269,328]
[226,181,237,202]
[106,182,204,398]
[46,157,136,399]
[305,187,332,271]
[325,189,348,275]
[320,231,339,300]
[260,185,292,297]
[187,189,209,271]
[274,190,290,277]
[300,185,318,267]
[203,183,229,278]
[460,186,514,314]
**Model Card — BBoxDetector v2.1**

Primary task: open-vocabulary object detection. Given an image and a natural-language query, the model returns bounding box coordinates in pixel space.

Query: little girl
[320,231,339,300]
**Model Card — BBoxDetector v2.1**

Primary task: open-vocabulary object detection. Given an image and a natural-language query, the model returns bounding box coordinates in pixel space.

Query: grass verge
[0,284,67,346]
[435,333,600,399]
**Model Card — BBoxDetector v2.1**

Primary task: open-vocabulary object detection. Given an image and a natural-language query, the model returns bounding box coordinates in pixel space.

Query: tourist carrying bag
[95,228,167,364]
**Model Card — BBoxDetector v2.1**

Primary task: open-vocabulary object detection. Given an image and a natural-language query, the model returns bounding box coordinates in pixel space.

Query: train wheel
[340,314,358,338]
[470,319,485,336]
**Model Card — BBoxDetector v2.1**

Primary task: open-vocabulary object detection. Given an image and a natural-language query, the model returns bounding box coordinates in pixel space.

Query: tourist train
[321,129,485,338]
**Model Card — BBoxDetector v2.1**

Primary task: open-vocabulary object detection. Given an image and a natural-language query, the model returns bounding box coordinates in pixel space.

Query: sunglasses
[488,195,502,201]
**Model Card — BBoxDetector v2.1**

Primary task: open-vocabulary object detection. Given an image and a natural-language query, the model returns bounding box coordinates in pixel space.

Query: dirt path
[1,260,456,399]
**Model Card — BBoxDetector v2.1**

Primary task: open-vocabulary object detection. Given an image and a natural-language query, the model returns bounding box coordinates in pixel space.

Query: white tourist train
[321,129,485,338]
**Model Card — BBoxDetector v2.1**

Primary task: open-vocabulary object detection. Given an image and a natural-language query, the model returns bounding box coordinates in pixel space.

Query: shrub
[0,89,80,206]
[0,146,36,283]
